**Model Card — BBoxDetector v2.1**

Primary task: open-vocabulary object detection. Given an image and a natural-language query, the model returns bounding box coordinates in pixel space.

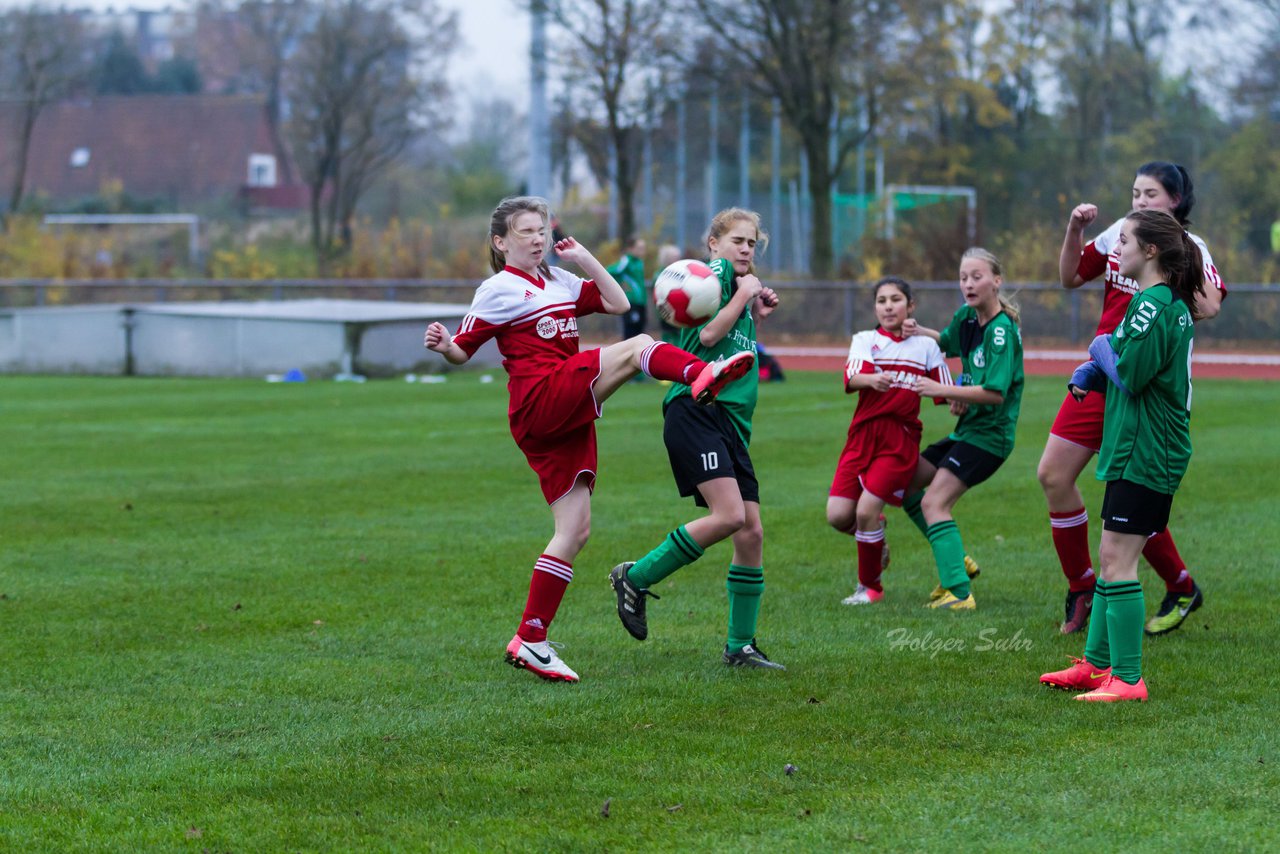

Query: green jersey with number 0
[937,305,1024,459]
[663,257,759,444]
[1097,284,1194,495]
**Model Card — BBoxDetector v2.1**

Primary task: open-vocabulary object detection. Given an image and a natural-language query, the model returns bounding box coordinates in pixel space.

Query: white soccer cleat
[504,634,580,682]
[840,583,885,606]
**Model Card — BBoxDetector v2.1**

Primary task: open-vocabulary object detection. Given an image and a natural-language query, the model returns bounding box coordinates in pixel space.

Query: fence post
[844,282,854,339]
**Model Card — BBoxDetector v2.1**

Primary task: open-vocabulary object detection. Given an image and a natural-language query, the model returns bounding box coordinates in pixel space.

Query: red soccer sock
[1144,528,1194,593]
[517,554,573,643]
[1050,508,1096,591]
[855,528,886,592]
[640,342,707,384]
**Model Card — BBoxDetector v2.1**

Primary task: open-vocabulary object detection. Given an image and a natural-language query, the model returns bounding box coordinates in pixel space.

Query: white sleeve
[1090,218,1125,257]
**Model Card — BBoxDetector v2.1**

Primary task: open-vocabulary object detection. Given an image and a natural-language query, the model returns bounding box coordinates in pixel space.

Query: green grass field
[1,371,1276,851]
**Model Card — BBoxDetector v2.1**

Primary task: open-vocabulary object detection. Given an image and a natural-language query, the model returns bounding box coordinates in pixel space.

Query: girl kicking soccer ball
[609,207,784,669]
[827,277,952,605]
[425,196,753,683]
[1040,209,1204,702]
[901,248,1024,610]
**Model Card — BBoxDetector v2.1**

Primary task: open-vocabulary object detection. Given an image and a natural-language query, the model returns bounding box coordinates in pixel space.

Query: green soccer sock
[726,564,764,652]
[926,520,970,599]
[1105,580,1145,684]
[903,491,930,539]
[626,525,705,590]
[1082,580,1112,669]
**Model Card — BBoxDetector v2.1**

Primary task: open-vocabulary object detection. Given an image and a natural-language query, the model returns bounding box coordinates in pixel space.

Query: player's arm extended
[918,379,1003,406]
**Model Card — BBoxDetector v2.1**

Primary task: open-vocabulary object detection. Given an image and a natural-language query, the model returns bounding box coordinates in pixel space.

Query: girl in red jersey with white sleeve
[424,196,753,683]
[1037,162,1225,636]
[827,277,951,605]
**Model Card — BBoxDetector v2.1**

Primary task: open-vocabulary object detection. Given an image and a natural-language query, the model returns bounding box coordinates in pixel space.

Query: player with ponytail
[1041,209,1203,702]
[1038,162,1226,636]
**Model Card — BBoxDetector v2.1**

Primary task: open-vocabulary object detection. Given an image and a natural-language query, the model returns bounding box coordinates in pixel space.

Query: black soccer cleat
[723,641,786,670]
[1060,586,1094,634]
[610,562,658,640]
[1144,582,1203,635]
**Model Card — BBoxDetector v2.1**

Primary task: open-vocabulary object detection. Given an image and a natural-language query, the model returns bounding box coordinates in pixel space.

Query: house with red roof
[0,95,307,212]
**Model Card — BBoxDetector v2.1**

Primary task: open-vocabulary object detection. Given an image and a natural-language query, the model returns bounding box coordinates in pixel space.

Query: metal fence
[3,277,1278,350]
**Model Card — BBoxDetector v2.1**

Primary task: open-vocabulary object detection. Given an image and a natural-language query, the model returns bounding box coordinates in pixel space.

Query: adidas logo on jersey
[524,289,537,301]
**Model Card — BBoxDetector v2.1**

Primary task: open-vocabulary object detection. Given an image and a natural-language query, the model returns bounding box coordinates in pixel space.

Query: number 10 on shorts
[701,451,720,471]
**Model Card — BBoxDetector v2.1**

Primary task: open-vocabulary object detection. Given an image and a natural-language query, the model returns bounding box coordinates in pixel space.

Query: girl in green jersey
[610,208,785,669]
[901,248,1024,610]
[1040,209,1205,702]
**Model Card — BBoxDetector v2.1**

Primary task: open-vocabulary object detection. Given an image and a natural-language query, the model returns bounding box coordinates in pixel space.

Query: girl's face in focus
[708,219,758,276]
[875,284,913,334]
[1131,174,1178,215]
[959,257,1001,314]
[494,211,548,274]
[1115,218,1154,281]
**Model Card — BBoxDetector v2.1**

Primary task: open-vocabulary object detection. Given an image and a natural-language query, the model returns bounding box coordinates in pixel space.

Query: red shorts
[829,417,922,507]
[1049,389,1105,453]
[509,349,603,504]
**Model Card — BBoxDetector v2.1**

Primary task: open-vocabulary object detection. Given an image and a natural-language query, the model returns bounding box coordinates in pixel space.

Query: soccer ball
[653,259,721,328]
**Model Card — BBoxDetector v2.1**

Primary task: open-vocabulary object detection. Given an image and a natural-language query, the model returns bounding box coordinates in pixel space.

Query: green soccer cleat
[1144,583,1203,636]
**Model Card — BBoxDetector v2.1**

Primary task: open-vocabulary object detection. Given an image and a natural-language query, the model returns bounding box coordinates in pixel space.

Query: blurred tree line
[2,0,1279,282]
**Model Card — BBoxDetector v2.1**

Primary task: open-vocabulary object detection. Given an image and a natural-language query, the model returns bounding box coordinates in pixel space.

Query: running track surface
[767,347,1280,381]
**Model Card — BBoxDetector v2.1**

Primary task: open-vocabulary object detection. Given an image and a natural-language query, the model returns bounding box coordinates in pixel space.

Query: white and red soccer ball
[653,259,721,328]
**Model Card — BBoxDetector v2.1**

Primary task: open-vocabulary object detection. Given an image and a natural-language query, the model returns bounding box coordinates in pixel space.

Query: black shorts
[1101,478,1174,536]
[921,437,1005,488]
[663,396,759,508]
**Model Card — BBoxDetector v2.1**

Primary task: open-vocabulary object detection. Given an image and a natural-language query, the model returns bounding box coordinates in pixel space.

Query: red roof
[0,95,304,206]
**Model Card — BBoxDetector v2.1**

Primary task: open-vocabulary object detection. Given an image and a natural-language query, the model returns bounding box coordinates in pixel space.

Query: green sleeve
[979,318,1016,396]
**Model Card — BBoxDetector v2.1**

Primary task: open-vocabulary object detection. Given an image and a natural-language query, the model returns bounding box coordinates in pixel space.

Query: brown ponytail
[1126,209,1206,318]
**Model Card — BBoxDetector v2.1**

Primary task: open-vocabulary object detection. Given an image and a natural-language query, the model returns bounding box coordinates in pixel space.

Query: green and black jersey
[663,257,759,445]
[1097,284,1194,495]
[937,305,1024,459]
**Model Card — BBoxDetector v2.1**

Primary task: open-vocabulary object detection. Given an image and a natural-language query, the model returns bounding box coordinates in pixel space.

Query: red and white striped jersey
[844,327,952,430]
[1077,217,1225,335]
[452,264,604,401]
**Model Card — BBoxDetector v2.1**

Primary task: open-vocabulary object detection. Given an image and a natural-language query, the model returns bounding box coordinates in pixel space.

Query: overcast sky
[0,0,533,96]
[0,0,1265,118]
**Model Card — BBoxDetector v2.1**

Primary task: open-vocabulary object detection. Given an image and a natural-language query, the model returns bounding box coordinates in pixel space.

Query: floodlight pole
[529,0,552,201]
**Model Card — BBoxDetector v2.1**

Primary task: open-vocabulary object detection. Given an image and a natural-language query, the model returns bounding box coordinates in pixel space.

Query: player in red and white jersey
[827,277,952,604]
[425,196,754,683]
[1038,162,1226,635]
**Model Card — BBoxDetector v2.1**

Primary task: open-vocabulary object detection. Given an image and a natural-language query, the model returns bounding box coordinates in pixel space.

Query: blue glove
[1087,333,1133,397]
[1068,360,1105,398]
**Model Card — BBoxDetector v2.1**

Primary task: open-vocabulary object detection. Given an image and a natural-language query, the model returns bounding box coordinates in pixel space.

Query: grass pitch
[0,372,1276,851]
